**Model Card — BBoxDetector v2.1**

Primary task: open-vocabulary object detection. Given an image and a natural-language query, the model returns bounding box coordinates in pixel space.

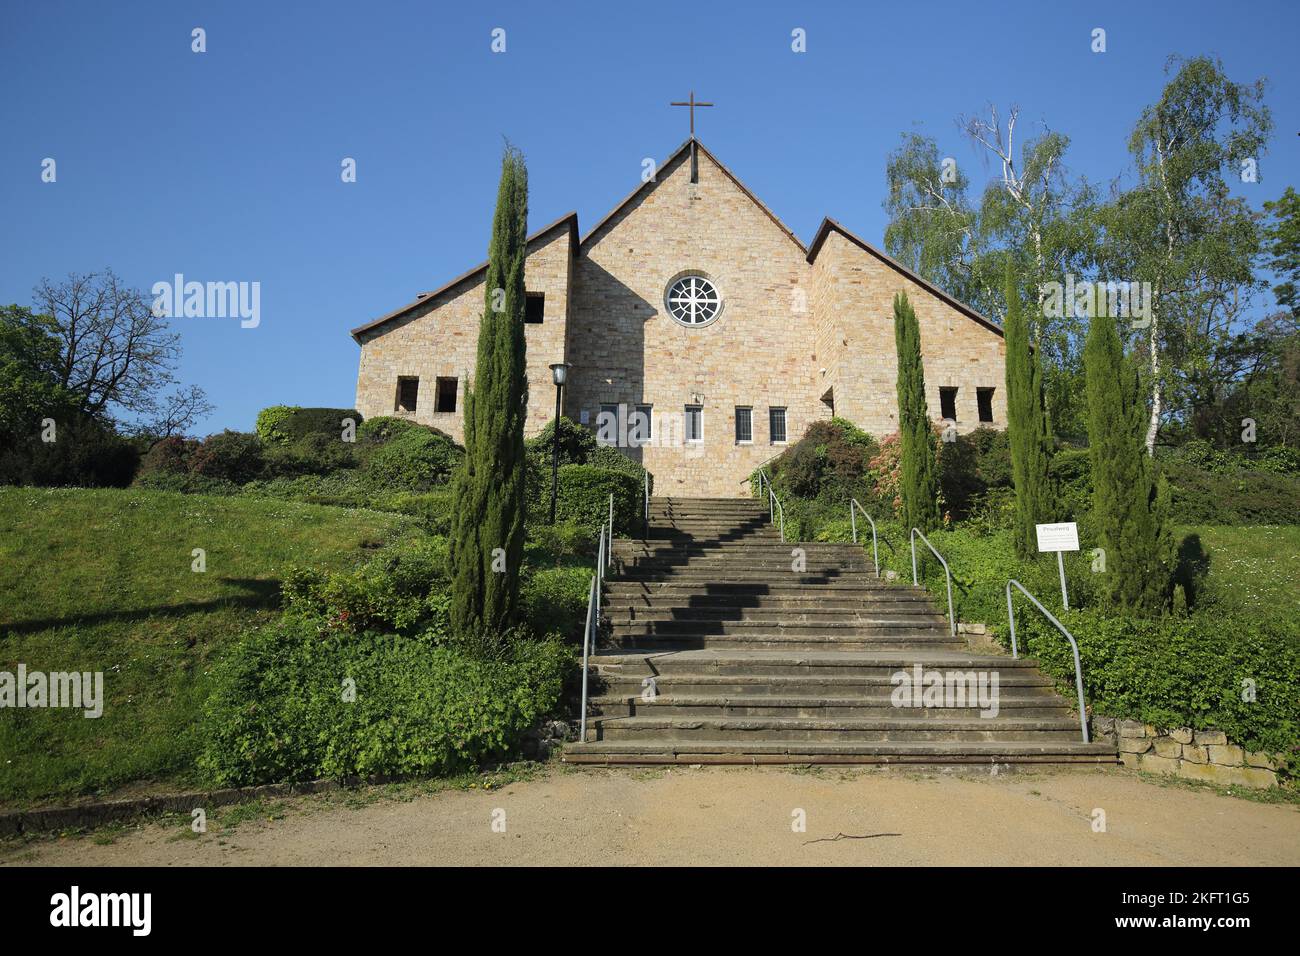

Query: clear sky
[2,0,1296,434]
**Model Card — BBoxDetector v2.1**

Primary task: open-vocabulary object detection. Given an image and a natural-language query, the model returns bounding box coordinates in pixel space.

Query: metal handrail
[848,499,880,577]
[642,468,650,539]
[754,468,786,542]
[579,574,597,742]
[909,528,955,637]
[607,492,615,567]
[1005,580,1090,743]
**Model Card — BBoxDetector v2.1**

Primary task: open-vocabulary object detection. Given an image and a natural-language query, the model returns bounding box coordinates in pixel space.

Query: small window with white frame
[769,406,787,444]
[734,406,752,444]
[685,405,703,443]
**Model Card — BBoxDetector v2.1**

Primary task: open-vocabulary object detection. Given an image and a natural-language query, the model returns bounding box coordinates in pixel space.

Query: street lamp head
[549,362,570,386]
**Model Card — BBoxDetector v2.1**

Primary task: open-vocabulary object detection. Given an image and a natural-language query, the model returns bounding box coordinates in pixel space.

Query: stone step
[615,570,882,584]
[608,617,950,636]
[615,559,874,575]
[615,540,865,554]
[583,715,1086,743]
[604,637,968,652]
[604,596,936,613]
[604,580,923,596]
[604,607,947,625]
[562,740,1117,765]
[589,696,1069,719]
[587,649,1034,678]
[591,672,1059,695]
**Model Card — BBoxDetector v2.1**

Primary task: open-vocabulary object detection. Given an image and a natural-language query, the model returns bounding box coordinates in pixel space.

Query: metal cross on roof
[670,90,714,137]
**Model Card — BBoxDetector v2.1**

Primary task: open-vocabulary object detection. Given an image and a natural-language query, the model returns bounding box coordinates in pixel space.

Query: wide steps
[563,497,1116,767]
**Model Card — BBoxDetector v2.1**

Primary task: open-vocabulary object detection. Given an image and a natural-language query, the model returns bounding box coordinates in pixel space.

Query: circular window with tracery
[665,274,722,326]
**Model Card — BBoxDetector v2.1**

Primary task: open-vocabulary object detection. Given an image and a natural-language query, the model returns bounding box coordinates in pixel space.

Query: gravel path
[6,765,1298,866]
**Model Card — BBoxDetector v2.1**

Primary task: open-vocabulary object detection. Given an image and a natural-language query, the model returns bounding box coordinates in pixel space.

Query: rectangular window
[735,406,753,444]
[396,376,419,413]
[435,376,458,413]
[940,386,958,421]
[685,405,703,443]
[598,403,619,445]
[769,407,787,444]
[631,404,653,445]
[977,387,995,423]
[525,292,545,324]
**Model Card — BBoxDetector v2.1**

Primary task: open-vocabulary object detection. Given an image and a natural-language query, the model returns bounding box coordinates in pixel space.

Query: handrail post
[579,575,596,743]
[850,502,857,543]
[607,493,615,567]
[1005,580,1090,743]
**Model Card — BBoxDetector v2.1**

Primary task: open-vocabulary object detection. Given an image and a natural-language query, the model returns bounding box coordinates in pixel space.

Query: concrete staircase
[563,497,1117,767]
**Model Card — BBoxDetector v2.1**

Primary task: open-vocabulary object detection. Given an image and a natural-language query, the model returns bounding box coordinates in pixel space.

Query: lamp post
[548,362,570,525]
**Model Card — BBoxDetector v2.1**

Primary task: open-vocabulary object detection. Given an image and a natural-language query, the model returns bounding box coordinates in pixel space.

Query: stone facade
[352,140,1007,496]
[1094,717,1281,789]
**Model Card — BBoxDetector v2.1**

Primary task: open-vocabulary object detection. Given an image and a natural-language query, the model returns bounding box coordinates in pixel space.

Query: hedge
[548,464,640,535]
[255,405,363,445]
[198,622,571,786]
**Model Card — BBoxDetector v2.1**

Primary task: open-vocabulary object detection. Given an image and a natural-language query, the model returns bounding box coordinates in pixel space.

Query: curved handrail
[754,468,786,542]
[579,574,597,743]
[1005,580,1090,743]
[909,528,955,637]
[848,499,880,577]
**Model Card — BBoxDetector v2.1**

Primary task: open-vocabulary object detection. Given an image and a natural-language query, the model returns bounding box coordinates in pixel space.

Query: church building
[351,135,1007,497]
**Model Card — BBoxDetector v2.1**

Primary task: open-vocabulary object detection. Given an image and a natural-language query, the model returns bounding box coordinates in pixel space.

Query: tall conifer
[1003,265,1056,557]
[894,291,940,533]
[448,146,530,643]
[1083,308,1172,613]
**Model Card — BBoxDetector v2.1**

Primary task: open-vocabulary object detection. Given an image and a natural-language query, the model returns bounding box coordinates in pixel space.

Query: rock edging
[1093,717,1281,789]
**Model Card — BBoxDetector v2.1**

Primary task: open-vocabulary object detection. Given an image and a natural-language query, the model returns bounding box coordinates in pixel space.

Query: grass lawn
[0,487,414,806]
[1182,525,1300,624]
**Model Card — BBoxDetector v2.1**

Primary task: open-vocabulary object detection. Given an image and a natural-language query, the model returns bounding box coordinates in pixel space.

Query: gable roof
[579,137,806,254]
[349,211,579,342]
[807,217,1003,338]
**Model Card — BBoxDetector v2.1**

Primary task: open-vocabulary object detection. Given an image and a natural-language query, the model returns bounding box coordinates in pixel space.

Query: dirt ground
[4,765,1298,867]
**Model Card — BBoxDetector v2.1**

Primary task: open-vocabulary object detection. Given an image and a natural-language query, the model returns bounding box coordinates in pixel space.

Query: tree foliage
[1002,266,1055,557]
[893,291,940,533]
[447,146,530,648]
[1084,312,1173,614]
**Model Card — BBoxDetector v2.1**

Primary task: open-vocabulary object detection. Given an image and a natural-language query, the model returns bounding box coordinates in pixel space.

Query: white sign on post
[1035,522,1079,610]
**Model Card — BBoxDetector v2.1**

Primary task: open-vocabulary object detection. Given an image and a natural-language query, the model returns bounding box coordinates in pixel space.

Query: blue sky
[2,0,1296,434]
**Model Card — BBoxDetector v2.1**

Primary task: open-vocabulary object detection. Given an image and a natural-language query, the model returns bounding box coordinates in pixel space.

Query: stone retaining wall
[1093,717,1281,789]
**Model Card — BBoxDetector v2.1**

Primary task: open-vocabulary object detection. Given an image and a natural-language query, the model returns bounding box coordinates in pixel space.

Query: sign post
[1035,522,1080,610]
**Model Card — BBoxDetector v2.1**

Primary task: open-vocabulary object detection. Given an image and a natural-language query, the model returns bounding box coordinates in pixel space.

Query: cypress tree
[894,290,940,533]
[448,146,530,644]
[1003,265,1056,558]
[1083,308,1172,614]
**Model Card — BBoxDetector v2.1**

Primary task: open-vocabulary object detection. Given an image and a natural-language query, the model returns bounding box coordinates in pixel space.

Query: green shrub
[262,432,359,478]
[1018,609,1298,755]
[587,444,649,484]
[282,535,451,638]
[256,406,363,445]
[521,564,592,642]
[361,428,463,491]
[189,430,265,484]
[526,416,597,469]
[1162,459,1300,525]
[356,415,429,445]
[134,470,241,496]
[547,464,640,534]
[0,415,140,488]
[197,622,572,786]
[137,435,200,476]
